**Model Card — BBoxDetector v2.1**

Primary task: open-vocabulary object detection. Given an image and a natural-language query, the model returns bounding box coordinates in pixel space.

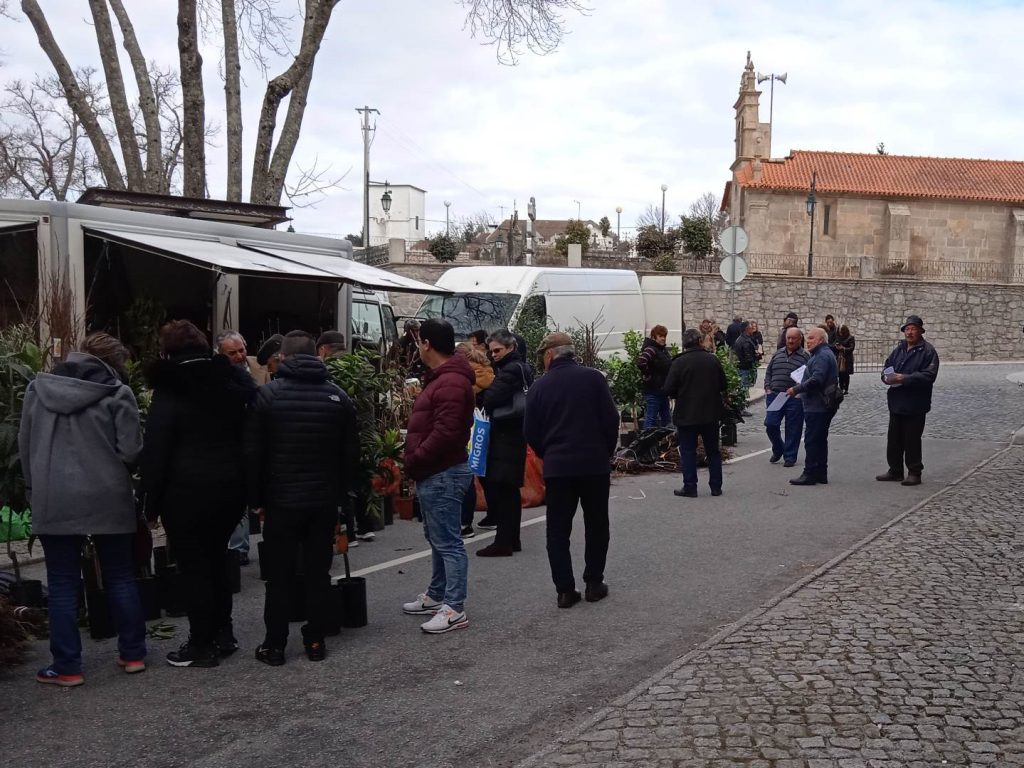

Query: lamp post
[443,200,451,235]
[615,206,622,241]
[494,230,505,265]
[379,181,392,242]
[573,199,581,220]
[805,170,817,278]
[660,184,668,234]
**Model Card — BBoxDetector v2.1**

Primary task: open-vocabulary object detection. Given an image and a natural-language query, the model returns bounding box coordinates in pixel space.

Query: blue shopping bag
[468,408,490,476]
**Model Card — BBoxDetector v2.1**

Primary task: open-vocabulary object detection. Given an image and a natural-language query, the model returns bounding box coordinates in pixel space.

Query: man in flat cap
[524,332,619,609]
[316,331,346,361]
[877,315,940,486]
[256,334,285,380]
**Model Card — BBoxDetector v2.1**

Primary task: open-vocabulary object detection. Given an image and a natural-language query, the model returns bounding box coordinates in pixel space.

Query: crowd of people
[16,305,939,686]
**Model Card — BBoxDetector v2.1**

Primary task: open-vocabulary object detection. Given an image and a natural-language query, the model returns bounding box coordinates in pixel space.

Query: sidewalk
[520,444,1024,767]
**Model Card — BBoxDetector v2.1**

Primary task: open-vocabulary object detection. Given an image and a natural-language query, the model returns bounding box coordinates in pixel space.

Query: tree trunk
[264,64,313,206]
[249,0,339,205]
[20,0,125,190]
[176,0,206,198]
[221,0,243,202]
[108,0,163,193]
[87,0,145,191]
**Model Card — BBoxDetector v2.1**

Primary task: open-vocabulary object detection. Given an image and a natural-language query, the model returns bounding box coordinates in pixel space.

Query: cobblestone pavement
[522,443,1024,767]
[741,363,1024,441]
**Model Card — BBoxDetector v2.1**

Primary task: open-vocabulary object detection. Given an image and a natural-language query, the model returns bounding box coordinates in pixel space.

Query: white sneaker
[402,593,442,615]
[357,531,375,542]
[347,538,359,548]
[420,605,469,634]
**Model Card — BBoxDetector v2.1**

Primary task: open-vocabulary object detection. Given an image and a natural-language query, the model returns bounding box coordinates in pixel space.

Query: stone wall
[681,274,1024,362]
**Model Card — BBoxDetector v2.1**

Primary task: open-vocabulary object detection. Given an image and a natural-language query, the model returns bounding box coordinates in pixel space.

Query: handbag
[823,380,845,412]
[490,364,529,424]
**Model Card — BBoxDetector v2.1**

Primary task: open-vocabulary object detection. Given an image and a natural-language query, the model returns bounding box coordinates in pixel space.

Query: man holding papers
[785,328,839,486]
[764,328,809,467]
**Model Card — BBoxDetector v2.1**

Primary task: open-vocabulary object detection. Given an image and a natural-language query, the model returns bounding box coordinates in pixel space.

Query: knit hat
[900,315,925,332]
[784,311,799,321]
[256,334,284,365]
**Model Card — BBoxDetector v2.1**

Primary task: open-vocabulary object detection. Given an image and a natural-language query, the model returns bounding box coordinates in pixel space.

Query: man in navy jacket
[786,327,839,486]
[525,332,619,609]
[876,315,940,486]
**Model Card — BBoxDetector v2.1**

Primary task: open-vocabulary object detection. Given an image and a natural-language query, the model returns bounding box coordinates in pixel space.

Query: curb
[514,439,1022,768]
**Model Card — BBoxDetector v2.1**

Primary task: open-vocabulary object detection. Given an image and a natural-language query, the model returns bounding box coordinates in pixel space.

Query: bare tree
[176,0,206,197]
[460,0,588,64]
[636,203,672,230]
[687,191,726,240]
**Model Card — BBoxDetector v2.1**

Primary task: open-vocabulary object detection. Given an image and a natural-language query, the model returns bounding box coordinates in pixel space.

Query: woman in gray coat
[18,332,146,686]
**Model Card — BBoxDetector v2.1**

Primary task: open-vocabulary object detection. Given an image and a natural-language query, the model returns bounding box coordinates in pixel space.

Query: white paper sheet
[766,392,790,412]
[790,365,806,384]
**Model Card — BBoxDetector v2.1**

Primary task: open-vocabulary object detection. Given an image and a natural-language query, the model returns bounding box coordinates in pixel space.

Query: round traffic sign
[720,254,748,284]
[719,225,749,255]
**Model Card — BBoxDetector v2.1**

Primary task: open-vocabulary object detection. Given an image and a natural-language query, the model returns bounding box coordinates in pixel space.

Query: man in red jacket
[401,319,476,633]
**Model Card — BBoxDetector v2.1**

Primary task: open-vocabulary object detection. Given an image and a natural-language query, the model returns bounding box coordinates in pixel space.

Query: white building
[368,182,426,244]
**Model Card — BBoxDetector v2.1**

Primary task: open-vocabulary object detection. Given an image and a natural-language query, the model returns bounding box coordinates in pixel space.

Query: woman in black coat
[833,324,856,394]
[141,320,256,668]
[476,329,534,557]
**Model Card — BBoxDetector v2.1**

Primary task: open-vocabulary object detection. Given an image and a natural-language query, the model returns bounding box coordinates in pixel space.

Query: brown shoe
[901,474,921,486]
[875,470,904,481]
[476,543,513,557]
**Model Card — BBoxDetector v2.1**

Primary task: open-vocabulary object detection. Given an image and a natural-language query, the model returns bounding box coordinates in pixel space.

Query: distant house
[725,53,1024,277]
[484,219,614,250]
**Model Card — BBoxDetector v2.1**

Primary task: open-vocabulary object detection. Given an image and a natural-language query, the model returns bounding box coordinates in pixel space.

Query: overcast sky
[2,0,1022,238]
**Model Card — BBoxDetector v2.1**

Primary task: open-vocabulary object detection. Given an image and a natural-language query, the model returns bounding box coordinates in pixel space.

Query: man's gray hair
[682,328,703,349]
[487,329,516,348]
[805,326,826,343]
[784,326,804,342]
[549,344,575,360]
[215,330,245,351]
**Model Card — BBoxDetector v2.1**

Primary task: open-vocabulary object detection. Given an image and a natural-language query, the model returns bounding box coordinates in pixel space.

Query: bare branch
[283,154,349,208]
[176,0,206,197]
[459,0,589,65]
[108,0,162,192]
[20,0,125,189]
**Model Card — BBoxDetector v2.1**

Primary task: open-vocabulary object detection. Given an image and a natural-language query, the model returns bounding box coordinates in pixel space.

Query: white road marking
[726,447,773,464]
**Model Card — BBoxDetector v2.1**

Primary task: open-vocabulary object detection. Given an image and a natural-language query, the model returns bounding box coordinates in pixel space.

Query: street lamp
[494,230,505,265]
[573,199,581,220]
[805,170,817,278]
[615,206,622,240]
[443,200,451,235]
[381,181,392,214]
[660,184,668,234]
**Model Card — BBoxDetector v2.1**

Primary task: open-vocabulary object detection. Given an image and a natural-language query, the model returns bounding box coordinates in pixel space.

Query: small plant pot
[136,576,162,621]
[248,510,262,535]
[720,422,738,446]
[382,495,395,526]
[335,576,367,629]
[10,579,44,608]
[394,496,415,521]
[86,588,116,640]
[257,540,268,581]
[223,550,241,595]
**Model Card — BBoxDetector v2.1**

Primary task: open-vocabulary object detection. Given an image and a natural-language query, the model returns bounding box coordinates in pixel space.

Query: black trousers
[482,478,522,549]
[262,506,336,648]
[166,510,239,647]
[887,413,927,475]
[545,474,611,593]
[839,372,851,393]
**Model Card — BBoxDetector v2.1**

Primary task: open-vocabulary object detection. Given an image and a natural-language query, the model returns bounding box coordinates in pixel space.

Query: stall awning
[240,244,447,294]
[0,221,37,236]
[84,226,446,294]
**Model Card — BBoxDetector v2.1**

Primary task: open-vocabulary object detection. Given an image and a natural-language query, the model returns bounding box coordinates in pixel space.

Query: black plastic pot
[382,496,394,526]
[336,576,367,628]
[257,540,268,581]
[136,576,162,621]
[86,588,116,640]
[223,550,241,595]
[10,578,44,608]
[721,422,738,446]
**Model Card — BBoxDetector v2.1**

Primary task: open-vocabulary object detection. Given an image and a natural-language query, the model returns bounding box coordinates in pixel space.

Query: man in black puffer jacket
[246,331,358,666]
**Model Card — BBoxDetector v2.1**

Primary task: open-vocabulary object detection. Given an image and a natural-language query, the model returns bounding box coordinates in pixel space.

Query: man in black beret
[256,334,284,379]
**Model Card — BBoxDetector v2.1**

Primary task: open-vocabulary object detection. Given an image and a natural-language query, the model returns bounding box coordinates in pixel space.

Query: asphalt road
[2,364,1021,768]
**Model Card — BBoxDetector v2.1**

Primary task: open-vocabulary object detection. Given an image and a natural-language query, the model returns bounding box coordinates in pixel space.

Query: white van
[416,267,649,357]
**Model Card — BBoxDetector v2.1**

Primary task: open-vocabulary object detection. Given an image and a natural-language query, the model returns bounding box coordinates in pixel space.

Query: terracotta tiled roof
[736,150,1024,205]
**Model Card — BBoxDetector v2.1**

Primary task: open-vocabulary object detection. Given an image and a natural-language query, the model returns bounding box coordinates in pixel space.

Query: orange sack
[474,448,546,510]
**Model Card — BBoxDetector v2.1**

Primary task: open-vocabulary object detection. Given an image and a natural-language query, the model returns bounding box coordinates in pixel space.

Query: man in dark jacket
[663,329,727,498]
[777,312,799,349]
[764,327,809,467]
[876,315,940,486]
[525,332,619,608]
[400,319,476,634]
[725,315,745,348]
[786,327,839,486]
[247,331,358,665]
[732,321,757,390]
[638,324,672,429]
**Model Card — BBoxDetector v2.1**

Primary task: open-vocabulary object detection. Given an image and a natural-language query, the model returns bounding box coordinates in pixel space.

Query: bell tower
[732,51,770,169]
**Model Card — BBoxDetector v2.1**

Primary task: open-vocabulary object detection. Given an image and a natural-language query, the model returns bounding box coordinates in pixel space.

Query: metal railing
[353,244,389,267]
[851,338,899,372]
[877,259,1024,283]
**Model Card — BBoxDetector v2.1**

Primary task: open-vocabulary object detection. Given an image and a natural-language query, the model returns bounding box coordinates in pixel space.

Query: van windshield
[418,293,521,337]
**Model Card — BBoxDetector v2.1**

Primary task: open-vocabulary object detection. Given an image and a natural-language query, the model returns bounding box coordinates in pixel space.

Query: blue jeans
[738,368,755,390]
[228,512,250,556]
[764,392,805,463]
[417,463,472,612]
[643,393,671,429]
[40,534,146,674]
[803,411,834,480]
[677,423,722,493]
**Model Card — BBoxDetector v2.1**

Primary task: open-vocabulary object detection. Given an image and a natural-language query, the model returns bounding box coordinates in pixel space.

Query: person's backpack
[823,380,845,413]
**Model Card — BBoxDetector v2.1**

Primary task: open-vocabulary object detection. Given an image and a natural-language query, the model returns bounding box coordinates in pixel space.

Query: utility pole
[355,105,380,247]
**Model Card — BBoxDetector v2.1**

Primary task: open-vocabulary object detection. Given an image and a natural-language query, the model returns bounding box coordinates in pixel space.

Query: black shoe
[710,489,723,497]
[303,639,326,662]
[901,474,922,486]
[255,645,285,667]
[460,525,476,539]
[789,474,818,486]
[783,460,797,468]
[477,517,497,530]
[512,541,522,552]
[557,590,582,609]
[817,476,828,485]
[673,488,698,498]
[476,543,514,557]
[584,582,609,603]
[876,470,904,481]
[215,628,239,658]
[769,453,782,464]
[166,640,219,668]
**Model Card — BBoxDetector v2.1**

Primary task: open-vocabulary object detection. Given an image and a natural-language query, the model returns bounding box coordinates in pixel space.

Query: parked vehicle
[416,267,681,357]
